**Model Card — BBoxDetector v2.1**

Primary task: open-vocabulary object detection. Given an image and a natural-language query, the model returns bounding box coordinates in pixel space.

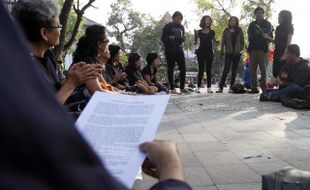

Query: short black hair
[146,52,159,66]
[254,7,264,14]
[172,11,183,20]
[287,44,300,57]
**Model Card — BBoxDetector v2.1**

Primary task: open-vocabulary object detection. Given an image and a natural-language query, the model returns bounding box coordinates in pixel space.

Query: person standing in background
[216,16,245,93]
[263,10,294,78]
[247,7,273,93]
[194,15,217,93]
[161,11,190,94]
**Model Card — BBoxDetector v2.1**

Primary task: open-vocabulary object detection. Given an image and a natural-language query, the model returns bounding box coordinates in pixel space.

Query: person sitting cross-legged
[125,53,158,94]
[259,44,310,102]
[142,52,169,94]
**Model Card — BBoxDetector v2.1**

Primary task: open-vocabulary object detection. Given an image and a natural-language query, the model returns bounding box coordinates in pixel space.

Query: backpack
[230,83,246,94]
[281,85,310,109]
[282,98,310,109]
[262,167,310,190]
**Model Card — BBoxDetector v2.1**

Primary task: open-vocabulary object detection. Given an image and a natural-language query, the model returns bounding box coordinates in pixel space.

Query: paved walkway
[133,88,310,190]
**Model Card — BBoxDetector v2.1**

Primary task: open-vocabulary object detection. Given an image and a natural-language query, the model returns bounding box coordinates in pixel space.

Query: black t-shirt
[106,61,125,78]
[231,30,237,52]
[33,49,63,91]
[142,66,157,84]
[106,61,128,85]
[102,65,113,83]
[125,66,143,86]
[197,29,215,55]
[275,24,294,52]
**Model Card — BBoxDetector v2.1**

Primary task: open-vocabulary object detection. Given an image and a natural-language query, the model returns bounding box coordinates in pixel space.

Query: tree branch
[215,0,231,17]
[64,0,96,52]
[54,0,74,59]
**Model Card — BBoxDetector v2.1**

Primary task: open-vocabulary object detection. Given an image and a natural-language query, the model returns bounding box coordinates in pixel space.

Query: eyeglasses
[46,25,63,30]
[102,39,109,43]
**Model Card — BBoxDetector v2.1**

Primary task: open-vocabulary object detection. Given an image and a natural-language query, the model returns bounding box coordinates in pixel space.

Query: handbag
[262,167,310,190]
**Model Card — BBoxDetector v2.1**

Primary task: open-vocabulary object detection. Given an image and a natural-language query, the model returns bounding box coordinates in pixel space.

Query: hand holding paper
[140,140,186,181]
[75,92,170,188]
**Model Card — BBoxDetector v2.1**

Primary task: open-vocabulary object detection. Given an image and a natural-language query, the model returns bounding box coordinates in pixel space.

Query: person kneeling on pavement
[260,44,310,102]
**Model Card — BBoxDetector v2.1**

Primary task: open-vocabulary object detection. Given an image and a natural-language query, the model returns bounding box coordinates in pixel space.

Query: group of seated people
[1,1,192,190]
[12,0,168,113]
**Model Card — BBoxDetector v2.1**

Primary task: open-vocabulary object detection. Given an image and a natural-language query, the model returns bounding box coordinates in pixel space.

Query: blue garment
[265,83,303,101]
[0,4,191,190]
[243,63,251,88]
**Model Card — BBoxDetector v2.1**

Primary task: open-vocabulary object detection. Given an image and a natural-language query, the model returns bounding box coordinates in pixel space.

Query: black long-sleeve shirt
[161,22,185,53]
[247,19,273,53]
[280,58,310,88]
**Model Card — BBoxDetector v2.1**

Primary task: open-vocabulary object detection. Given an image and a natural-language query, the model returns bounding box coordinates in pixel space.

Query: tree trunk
[117,34,126,52]
[54,0,74,60]
[63,12,83,52]
[54,0,96,61]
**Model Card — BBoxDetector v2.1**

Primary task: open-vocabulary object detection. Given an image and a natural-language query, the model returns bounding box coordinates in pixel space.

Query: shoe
[170,89,178,94]
[248,88,259,94]
[259,93,268,101]
[216,88,223,93]
[228,88,233,93]
[181,88,191,94]
[196,88,201,93]
[207,88,213,93]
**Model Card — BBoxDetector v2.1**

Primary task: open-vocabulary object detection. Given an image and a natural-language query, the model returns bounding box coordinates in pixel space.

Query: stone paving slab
[133,90,310,190]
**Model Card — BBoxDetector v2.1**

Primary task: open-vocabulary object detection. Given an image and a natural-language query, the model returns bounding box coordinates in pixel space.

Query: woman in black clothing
[273,10,294,78]
[72,25,114,93]
[216,16,244,93]
[106,44,129,90]
[12,0,102,105]
[66,25,125,110]
[194,15,217,93]
[263,10,294,78]
[142,52,169,93]
[125,53,157,94]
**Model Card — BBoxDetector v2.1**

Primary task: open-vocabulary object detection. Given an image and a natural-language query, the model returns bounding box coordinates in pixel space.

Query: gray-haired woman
[12,0,102,104]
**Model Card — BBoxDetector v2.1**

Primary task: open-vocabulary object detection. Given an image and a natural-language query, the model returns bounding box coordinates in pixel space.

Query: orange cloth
[100,83,114,91]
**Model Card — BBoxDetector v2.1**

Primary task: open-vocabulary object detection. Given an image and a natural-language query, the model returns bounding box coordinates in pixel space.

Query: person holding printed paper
[1,2,192,190]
